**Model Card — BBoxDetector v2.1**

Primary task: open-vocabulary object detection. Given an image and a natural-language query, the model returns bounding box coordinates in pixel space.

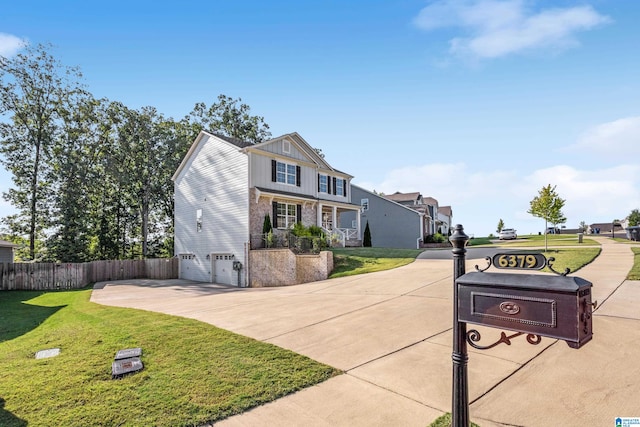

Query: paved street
[91,237,640,426]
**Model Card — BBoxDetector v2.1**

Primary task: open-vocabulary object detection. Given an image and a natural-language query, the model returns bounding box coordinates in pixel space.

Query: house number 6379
[492,253,546,270]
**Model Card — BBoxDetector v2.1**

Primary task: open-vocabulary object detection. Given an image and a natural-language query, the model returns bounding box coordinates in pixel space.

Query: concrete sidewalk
[90,237,640,426]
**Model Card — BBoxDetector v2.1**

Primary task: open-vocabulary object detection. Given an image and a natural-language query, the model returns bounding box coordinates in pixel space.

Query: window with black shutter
[272,201,278,228]
[273,160,299,186]
[271,160,277,182]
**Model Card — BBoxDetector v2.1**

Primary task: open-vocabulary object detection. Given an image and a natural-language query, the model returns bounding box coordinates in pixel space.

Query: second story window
[335,179,344,197]
[319,174,328,193]
[361,198,369,211]
[272,160,301,187]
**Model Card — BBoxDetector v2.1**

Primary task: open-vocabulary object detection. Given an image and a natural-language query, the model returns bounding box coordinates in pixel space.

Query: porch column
[333,206,338,230]
[317,203,323,227]
[356,207,362,239]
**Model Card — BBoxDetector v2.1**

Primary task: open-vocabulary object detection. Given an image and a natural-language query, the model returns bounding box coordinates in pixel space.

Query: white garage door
[179,254,200,281]
[213,254,234,285]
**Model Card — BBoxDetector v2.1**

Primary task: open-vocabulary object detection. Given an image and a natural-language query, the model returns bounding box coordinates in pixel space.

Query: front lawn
[329,247,423,278]
[494,234,599,247]
[538,248,602,273]
[629,247,640,280]
[0,289,339,427]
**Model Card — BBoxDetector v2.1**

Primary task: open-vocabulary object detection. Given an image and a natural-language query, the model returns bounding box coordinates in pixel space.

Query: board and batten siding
[256,137,310,162]
[174,134,249,284]
[249,152,351,204]
[249,152,318,197]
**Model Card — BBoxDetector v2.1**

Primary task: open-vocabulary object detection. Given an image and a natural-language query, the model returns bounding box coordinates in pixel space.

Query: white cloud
[571,116,640,156]
[0,33,26,57]
[413,0,611,59]
[354,161,639,235]
[523,164,640,220]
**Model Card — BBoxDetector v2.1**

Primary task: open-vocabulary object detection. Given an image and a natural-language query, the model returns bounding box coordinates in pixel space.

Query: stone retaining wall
[249,249,333,287]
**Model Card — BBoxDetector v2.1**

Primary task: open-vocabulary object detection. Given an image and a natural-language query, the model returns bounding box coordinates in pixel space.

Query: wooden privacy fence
[0,258,178,291]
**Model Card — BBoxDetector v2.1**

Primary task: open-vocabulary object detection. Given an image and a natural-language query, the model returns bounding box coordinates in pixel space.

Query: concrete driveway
[91,237,640,426]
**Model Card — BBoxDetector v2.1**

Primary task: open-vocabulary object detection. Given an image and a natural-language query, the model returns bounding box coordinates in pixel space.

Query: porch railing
[250,232,327,254]
[322,227,359,247]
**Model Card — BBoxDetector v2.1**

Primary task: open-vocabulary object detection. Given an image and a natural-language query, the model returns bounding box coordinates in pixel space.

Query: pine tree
[262,214,272,234]
[363,221,372,247]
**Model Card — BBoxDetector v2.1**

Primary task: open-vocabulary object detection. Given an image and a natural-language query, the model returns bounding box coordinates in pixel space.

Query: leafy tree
[187,94,271,143]
[363,221,372,247]
[47,92,103,262]
[496,219,505,233]
[0,43,84,260]
[579,221,587,232]
[1,46,272,262]
[528,184,566,251]
[628,209,640,227]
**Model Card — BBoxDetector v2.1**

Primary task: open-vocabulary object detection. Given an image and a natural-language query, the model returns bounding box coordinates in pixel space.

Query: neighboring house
[0,240,18,263]
[341,185,425,249]
[588,222,625,236]
[172,131,361,286]
[383,191,440,236]
[437,206,453,235]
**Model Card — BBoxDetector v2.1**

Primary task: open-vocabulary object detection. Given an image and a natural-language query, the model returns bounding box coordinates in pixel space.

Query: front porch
[318,203,361,248]
[249,188,362,249]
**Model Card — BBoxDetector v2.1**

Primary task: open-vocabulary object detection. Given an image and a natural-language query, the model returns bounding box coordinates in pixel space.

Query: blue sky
[1,0,639,237]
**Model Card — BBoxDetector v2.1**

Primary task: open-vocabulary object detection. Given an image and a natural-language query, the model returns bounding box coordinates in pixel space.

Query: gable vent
[283,140,291,154]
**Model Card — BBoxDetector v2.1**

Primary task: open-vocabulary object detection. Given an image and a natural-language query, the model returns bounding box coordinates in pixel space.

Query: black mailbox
[457,271,593,348]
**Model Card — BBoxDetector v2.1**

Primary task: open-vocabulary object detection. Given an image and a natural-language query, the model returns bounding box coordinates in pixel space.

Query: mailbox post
[449,225,595,427]
[450,225,470,427]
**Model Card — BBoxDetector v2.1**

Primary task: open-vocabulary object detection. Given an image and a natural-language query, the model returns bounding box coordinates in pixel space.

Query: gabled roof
[211,132,254,148]
[245,132,350,176]
[423,197,439,206]
[353,185,423,216]
[384,192,421,203]
[438,206,452,216]
[172,130,353,182]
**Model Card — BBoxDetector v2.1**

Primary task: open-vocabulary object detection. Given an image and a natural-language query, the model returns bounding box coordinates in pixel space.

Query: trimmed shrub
[363,221,372,247]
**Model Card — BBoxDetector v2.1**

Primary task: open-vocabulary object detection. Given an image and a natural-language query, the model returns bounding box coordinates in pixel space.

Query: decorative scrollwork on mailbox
[466,329,542,350]
[474,252,572,277]
[546,256,571,276]
[475,256,492,272]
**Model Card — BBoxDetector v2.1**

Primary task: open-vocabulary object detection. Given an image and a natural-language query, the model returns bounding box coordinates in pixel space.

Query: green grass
[329,247,423,278]
[467,237,492,246]
[537,247,601,273]
[629,247,640,280]
[429,413,481,427]
[493,233,599,247]
[613,237,640,244]
[0,288,339,427]
[329,244,600,278]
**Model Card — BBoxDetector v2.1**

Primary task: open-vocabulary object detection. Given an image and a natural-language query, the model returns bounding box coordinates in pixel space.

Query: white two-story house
[172,131,361,286]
